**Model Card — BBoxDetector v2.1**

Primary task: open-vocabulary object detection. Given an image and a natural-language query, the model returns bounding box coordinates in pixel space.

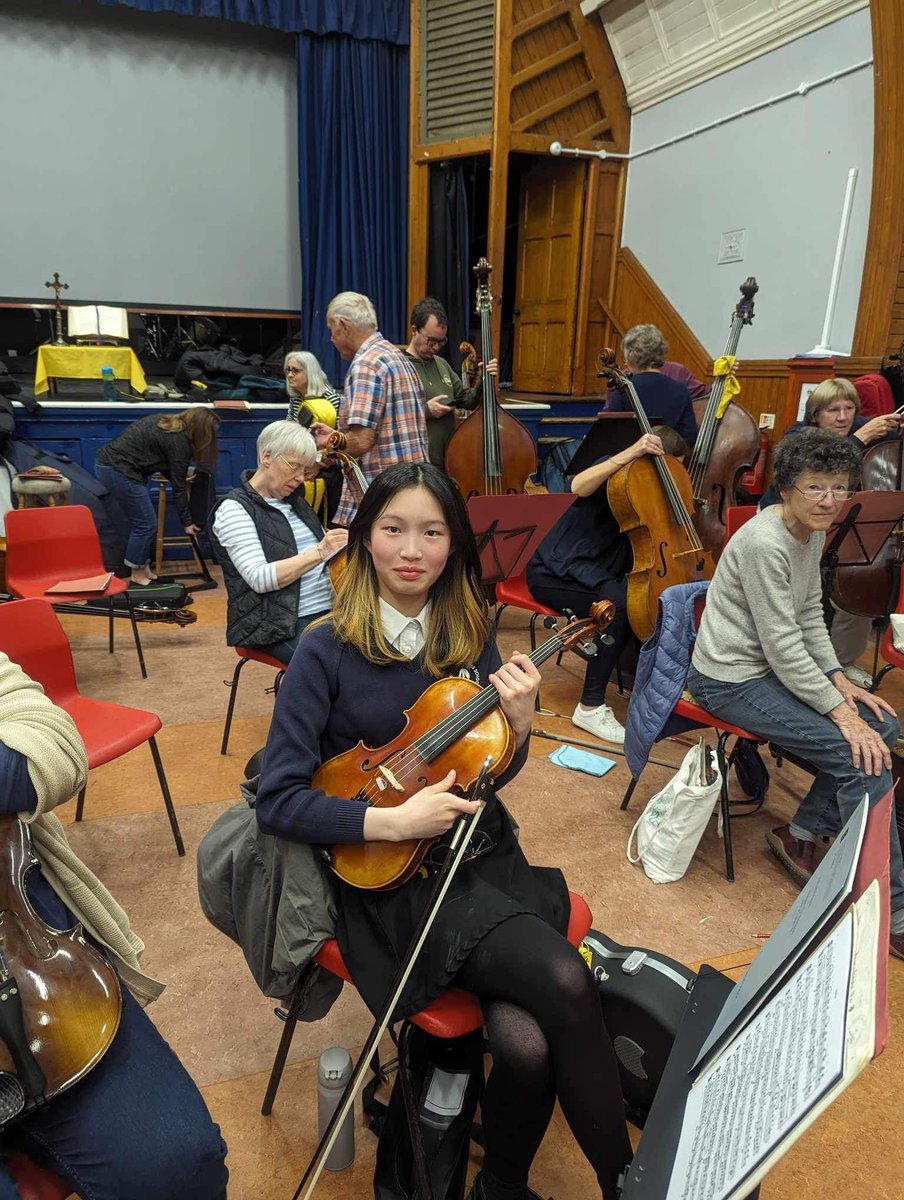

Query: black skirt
[336,796,570,1020]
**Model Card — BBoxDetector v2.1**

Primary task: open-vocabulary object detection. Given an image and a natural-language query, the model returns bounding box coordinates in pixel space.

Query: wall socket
[718,229,746,264]
[758,412,775,430]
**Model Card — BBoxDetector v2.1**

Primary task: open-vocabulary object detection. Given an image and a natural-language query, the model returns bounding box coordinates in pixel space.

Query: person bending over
[210,421,347,664]
[0,652,227,1198]
[255,462,632,1200]
[687,428,904,958]
[95,407,220,586]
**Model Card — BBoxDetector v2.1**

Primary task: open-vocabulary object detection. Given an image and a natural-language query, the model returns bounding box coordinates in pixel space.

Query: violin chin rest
[0,1072,25,1126]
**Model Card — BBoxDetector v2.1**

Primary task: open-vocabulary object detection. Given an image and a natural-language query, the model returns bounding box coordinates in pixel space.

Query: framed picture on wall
[797,382,819,422]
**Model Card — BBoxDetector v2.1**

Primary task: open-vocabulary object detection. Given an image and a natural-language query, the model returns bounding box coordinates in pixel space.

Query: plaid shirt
[335,332,428,526]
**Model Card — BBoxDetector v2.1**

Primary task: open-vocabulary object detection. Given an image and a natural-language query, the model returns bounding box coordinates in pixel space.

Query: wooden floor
[46,571,904,1199]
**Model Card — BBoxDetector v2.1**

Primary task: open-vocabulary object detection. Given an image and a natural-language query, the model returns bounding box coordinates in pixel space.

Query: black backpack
[373,1027,484,1200]
[732,739,769,805]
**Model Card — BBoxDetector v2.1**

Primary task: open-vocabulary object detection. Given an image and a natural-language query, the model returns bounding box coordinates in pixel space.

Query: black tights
[456,915,631,1200]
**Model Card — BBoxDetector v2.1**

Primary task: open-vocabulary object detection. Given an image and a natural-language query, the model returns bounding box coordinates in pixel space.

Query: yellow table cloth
[34,346,148,396]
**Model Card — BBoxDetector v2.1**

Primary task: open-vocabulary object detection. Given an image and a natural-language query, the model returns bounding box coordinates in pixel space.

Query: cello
[324,605,613,891]
[597,349,715,642]
[444,259,537,499]
[687,277,761,558]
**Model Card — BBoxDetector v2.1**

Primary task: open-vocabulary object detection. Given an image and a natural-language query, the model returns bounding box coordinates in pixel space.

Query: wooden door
[512,158,586,393]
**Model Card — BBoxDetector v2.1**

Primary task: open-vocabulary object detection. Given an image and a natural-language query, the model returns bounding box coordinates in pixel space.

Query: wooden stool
[11,472,71,509]
[151,473,204,575]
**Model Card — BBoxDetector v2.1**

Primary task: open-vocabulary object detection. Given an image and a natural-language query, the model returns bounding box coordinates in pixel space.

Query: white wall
[621,9,873,359]
[0,0,300,311]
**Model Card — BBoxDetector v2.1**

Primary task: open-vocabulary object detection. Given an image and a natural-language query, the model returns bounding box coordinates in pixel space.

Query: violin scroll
[557,601,616,655]
[735,277,758,326]
[595,348,629,391]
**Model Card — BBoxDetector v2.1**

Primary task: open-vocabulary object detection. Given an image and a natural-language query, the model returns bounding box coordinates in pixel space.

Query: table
[34,346,148,396]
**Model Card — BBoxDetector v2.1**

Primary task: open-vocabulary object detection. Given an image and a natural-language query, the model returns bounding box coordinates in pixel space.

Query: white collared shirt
[379,598,430,660]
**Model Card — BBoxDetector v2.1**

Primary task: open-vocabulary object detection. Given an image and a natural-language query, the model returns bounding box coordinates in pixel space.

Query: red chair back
[724,505,757,543]
[6,506,108,594]
[0,599,80,707]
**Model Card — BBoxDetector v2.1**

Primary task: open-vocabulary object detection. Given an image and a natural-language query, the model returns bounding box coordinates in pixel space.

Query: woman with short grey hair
[606,324,698,444]
[209,421,348,663]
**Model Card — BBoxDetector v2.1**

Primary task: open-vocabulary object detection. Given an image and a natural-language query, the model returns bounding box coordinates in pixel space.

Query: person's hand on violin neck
[489,650,541,745]
[363,769,480,842]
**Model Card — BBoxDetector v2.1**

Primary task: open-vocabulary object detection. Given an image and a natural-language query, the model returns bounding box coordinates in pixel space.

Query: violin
[320,432,367,589]
[0,816,120,1123]
[596,349,715,642]
[458,341,479,396]
[688,278,761,559]
[444,259,537,499]
[323,605,614,891]
[831,438,904,619]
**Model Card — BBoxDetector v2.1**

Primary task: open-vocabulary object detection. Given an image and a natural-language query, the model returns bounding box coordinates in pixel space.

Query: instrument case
[579,929,695,1125]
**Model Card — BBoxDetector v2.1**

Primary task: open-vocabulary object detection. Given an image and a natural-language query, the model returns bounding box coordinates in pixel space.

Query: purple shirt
[660,360,709,402]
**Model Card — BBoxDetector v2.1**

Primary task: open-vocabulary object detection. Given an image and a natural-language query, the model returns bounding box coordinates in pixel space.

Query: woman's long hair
[330,463,488,677]
[284,350,331,398]
[157,408,220,467]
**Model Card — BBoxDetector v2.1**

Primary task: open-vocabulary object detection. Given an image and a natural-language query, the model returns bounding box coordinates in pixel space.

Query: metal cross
[44,272,69,302]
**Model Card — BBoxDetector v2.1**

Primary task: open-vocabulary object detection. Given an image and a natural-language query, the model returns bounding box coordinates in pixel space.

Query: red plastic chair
[0,599,184,856]
[724,504,757,543]
[5,506,147,679]
[873,567,904,692]
[493,572,565,710]
[220,647,287,755]
[5,1153,72,1199]
[261,891,593,1116]
[621,593,764,882]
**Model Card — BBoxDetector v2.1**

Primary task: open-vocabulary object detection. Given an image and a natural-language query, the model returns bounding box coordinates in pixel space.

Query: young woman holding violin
[255,462,632,1200]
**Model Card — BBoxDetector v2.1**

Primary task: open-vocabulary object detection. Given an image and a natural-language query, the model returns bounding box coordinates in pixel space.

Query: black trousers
[527,566,631,706]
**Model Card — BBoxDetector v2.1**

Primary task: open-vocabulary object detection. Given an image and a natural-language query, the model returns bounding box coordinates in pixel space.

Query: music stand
[466,493,576,587]
[565,414,664,477]
[819,491,904,632]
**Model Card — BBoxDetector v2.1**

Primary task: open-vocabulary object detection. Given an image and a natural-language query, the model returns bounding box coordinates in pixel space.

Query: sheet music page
[666,912,854,1200]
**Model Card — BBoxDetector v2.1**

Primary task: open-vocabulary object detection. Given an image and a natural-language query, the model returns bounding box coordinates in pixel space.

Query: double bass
[688,277,761,558]
[444,259,537,498]
[597,350,715,641]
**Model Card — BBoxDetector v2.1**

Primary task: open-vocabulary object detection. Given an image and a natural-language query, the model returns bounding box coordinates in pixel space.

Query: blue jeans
[0,875,228,1199]
[262,610,330,665]
[687,665,904,912]
[95,462,156,569]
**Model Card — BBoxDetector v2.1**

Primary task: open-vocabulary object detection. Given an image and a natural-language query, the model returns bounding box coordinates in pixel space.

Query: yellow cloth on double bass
[711,355,740,416]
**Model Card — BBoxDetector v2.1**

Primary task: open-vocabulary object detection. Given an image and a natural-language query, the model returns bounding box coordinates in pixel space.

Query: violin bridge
[377,765,405,792]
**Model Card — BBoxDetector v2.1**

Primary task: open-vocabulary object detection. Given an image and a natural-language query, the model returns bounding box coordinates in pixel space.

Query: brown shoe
[891,931,904,961]
[766,825,815,887]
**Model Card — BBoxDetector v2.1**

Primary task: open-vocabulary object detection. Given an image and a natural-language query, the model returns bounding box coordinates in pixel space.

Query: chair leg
[273,669,286,697]
[616,657,625,696]
[493,603,508,632]
[529,612,543,712]
[75,785,87,822]
[717,732,735,883]
[147,735,185,856]
[261,973,305,1117]
[397,1021,433,1200]
[220,658,249,755]
[620,774,639,812]
[124,592,148,680]
[108,596,115,654]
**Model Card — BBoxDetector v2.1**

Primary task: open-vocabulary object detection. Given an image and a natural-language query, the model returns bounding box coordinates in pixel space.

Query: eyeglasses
[425,830,494,872]
[792,484,855,502]
[285,366,305,376]
[419,334,447,349]
[277,454,308,476]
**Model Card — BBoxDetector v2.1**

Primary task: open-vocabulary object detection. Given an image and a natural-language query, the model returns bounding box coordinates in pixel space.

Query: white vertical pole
[812,167,858,354]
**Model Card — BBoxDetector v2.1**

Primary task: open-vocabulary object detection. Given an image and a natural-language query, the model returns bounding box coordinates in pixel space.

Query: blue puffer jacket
[624,581,711,778]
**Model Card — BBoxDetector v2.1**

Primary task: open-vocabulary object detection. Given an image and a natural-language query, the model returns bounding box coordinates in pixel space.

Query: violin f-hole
[656,542,669,578]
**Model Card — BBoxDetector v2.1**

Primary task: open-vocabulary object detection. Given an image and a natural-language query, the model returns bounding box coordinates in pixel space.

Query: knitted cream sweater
[0,653,162,1004]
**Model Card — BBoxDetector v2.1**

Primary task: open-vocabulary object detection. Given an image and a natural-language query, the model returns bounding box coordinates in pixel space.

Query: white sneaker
[571,703,626,745]
[842,664,873,689]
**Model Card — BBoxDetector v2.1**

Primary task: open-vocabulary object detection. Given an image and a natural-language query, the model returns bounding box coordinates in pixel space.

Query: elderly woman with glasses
[209,421,348,664]
[686,429,904,957]
[283,350,341,424]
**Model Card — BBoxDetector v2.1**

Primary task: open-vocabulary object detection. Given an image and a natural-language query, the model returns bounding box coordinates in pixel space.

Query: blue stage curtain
[297,33,409,382]
[92,0,409,42]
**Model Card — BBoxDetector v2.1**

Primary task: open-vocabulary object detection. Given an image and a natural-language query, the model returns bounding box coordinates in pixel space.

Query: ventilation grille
[421,0,495,144]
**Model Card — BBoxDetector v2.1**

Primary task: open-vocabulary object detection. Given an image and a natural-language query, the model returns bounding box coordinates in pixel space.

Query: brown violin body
[0,816,121,1116]
[831,439,904,619]
[608,455,715,641]
[690,398,760,559]
[444,401,537,499]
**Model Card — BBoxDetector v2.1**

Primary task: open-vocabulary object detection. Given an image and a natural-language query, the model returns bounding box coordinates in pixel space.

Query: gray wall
[0,0,300,310]
[621,9,873,359]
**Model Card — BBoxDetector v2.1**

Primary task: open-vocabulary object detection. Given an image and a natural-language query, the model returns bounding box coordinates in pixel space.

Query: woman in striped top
[209,422,347,664]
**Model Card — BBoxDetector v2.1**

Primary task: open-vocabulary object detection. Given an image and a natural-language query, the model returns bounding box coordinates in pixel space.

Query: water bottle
[101,366,116,402]
[317,1046,354,1171]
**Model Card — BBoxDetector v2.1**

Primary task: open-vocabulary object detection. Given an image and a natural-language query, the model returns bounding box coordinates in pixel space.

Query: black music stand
[565,413,664,478]
[819,491,904,643]
[466,493,576,587]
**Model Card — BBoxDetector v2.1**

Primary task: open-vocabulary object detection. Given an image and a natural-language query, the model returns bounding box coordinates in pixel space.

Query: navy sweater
[606,371,698,446]
[255,622,530,845]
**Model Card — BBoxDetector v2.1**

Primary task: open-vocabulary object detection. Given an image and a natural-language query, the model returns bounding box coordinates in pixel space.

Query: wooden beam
[604,160,627,348]
[512,1,570,41]
[486,0,513,353]
[511,42,582,90]
[571,160,597,395]
[566,0,630,153]
[512,79,598,133]
[572,117,613,141]
[412,135,492,161]
[852,0,904,355]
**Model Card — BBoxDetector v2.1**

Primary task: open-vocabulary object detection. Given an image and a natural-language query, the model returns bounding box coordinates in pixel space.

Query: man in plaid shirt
[311,292,428,526]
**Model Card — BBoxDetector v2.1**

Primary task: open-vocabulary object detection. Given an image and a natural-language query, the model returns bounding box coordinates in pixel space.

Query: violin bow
[292,761,494,1200]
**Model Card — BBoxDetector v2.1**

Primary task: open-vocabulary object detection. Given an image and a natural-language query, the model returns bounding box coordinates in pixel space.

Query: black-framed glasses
[420,334,447,348]
[285,365,305,376]
[425,829,494,872]
[792,484,855,502]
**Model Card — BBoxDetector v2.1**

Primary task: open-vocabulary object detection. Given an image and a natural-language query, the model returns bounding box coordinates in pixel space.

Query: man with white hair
[312,292,427,526]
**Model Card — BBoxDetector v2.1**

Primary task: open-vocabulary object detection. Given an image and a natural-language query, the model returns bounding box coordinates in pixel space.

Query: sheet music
[666,912,854,1200]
